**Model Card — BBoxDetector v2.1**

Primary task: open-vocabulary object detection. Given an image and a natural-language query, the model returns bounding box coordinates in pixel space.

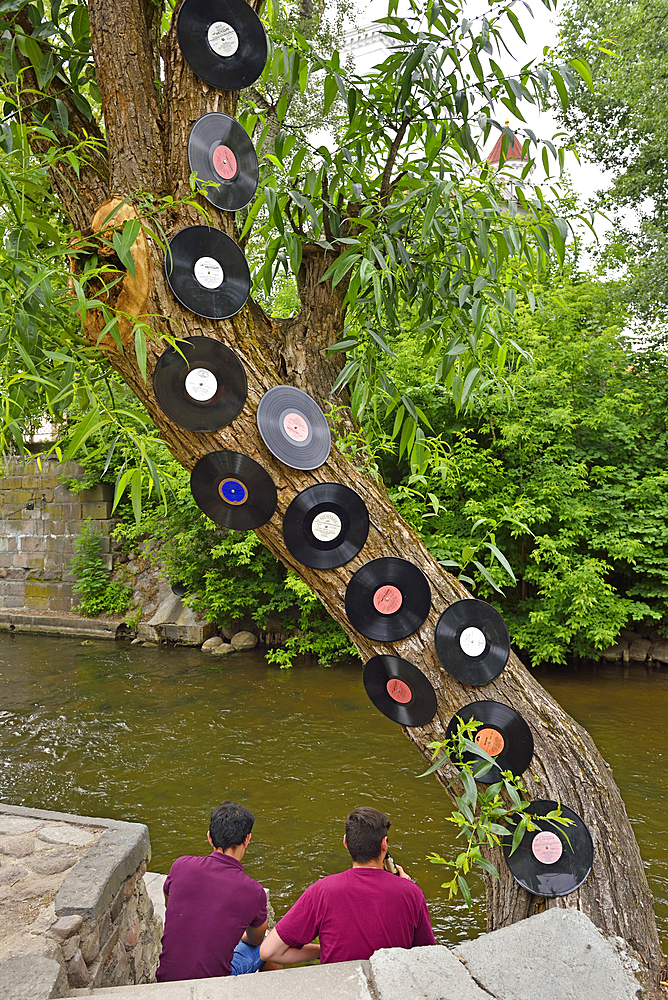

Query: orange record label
[386,678,412,703]
[531,830,563,864]
[373,584,403,614]
[475,727,505,757]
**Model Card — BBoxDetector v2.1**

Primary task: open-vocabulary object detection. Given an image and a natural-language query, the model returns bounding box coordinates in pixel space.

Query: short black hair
[345,806,391,863]
[209,801,255,850]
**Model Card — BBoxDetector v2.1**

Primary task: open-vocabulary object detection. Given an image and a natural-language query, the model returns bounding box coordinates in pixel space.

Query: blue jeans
[231,940,263,975]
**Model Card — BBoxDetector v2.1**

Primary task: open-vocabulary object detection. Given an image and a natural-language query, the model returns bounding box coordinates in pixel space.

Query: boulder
[600,642,627,662]
[649,641,668,663]
[210,643,236,656]
[628,638,651,661]
[201,636,223,652]
[231,630,258,650]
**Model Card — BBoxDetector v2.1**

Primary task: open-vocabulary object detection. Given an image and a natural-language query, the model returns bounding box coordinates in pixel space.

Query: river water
[0,634,665,951]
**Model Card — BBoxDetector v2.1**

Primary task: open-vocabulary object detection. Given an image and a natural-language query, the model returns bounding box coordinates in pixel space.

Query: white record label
[459,626,487,657]
[207,21,239,57]
[194,256,224,289]
[185,368,218,402]
[311,511,342,542]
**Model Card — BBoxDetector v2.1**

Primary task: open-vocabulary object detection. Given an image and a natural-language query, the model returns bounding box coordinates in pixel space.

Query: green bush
[71,523,132,617]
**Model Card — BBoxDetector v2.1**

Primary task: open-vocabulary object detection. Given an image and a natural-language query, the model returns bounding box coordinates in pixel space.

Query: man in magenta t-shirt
[260,806,435,966]
[156,801,270,981]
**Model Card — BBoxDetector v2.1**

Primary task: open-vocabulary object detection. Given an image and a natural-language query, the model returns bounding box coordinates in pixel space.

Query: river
[0,633,665,950]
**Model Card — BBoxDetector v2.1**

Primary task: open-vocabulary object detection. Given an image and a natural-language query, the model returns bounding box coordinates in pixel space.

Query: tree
[555,0,668,321]
[0,0,663,979]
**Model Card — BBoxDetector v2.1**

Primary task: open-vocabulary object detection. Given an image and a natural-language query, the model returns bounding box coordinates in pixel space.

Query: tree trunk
[33,0,667,981]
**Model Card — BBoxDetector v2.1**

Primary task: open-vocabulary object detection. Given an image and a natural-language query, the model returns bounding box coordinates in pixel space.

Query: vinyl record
[177,0,268,91]
[256,386,331,471]
[435,599,510,686]
[282,483,369,570]
[190,450,277,530]
[188,113,259,212]
[503,799,594,897]
[165,226,250,320]
[153,337,247,432]
[345,557,431,642]
[363,655,437,727]
[445,701,534,783]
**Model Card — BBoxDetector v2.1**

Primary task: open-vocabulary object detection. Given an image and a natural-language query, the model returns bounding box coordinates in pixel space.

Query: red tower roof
[487,131,526,165]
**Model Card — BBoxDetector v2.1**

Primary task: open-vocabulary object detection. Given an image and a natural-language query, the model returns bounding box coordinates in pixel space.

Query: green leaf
[50,97,68,134]
[457,875,472,908]
[134,326,147,382]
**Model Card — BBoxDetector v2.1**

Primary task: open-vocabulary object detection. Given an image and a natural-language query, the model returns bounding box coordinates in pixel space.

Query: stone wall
[0,804,162,996]
[0,457,112,613]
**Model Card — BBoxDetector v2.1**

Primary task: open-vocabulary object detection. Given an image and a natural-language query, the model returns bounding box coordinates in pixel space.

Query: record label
[503,799,594,897]
[219,478,247,504]
[208,20,238,56]
[257,386,331,470]
[311,511,341,542]
[386,678,412,703]
[531,831,563,864]
[212,145,237,179]
[345,558,431,642]
[373,585,403,615]
[194,256,224,289]
[282,483,369,570]
[177,0,268,91]
[445,701,533,783]
[475,728,505,756]
[283,411,310,442]
[166,227,250,320]
[460,626,487,657]
[363,655,438,727]
[190,451,277,530]
[435,599,510,685]
[153,337,247,433]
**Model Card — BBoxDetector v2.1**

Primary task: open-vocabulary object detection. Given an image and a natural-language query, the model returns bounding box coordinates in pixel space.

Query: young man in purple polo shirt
[260,806,435,966]
[156,801,271,982]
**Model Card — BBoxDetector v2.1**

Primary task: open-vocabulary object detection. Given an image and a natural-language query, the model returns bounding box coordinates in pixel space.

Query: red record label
[283,412,309,441]
[386,678,412,704]
[475,727,505,757]
[212,144,237,179]
[373,585,403,615]
[531,830,563,864]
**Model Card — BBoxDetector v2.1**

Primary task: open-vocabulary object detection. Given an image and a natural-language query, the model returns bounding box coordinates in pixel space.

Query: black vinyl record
[445,701,534,783]
[153,337,247,432]
[435,599,510,685]
[363,655,437,727]
[345,557,431,642]
[282,483,369,570]
[188,113,259,212]
[503,799,594,897]
[256,386,331,471]
[190,450,277,530]
[165,226,250,320]
[177,0,268,91]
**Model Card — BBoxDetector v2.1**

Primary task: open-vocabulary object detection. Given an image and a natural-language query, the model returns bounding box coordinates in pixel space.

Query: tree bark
[36,0,668,982]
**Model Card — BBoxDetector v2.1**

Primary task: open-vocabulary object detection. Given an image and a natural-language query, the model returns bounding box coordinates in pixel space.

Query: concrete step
[0,610,126,639]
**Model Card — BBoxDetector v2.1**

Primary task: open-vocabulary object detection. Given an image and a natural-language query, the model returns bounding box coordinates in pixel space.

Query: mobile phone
[384,852,399,875]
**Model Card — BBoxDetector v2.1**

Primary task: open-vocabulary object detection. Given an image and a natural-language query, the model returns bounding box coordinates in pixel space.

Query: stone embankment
[65,908,646,1000]
[601,627,668,667]
[0,805,161,995]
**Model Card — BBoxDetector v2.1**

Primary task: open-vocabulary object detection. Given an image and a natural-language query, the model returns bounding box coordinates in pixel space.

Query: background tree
[0,0,664,979]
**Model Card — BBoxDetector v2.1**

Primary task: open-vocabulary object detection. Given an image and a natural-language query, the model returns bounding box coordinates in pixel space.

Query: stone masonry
[0,804,161,996]
[0,457,113,613]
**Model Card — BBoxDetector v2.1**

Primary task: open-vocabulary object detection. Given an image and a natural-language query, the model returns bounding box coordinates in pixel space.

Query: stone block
[454,908,644,1000]
[0,815,41,836]
[60,503,84,519]
[49,914,83,940]
[0,582,24,597]
[79,484,113,503]
[54,484,77,502]
[80,920,100,963]
[370,945,491,1000]
[0,597,24,608]
[0,954,68,999]
[202,636,223,651]
[628,638,651,661]
[42,503,66,521]
[649,641,668,663]
[61,934,81,961]
[210,642,236,656]
[231,630,258,650]
[38,824,99,848]
[67,947,91,987]
[81,501,112,519]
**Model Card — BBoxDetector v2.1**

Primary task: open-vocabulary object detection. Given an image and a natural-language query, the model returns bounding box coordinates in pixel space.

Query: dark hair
[345,806,391,863]
[209,801,255,850]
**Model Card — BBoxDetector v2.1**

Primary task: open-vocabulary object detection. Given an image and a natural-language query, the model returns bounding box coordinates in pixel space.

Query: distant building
[486,123,534,214]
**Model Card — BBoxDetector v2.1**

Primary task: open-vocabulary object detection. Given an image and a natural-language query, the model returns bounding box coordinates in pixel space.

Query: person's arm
[260,928,320,965]
[411,893,436,947]
[242,917,268,947]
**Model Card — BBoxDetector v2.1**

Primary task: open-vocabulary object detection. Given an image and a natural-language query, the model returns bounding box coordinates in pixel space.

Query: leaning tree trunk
[21,0,663,980]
